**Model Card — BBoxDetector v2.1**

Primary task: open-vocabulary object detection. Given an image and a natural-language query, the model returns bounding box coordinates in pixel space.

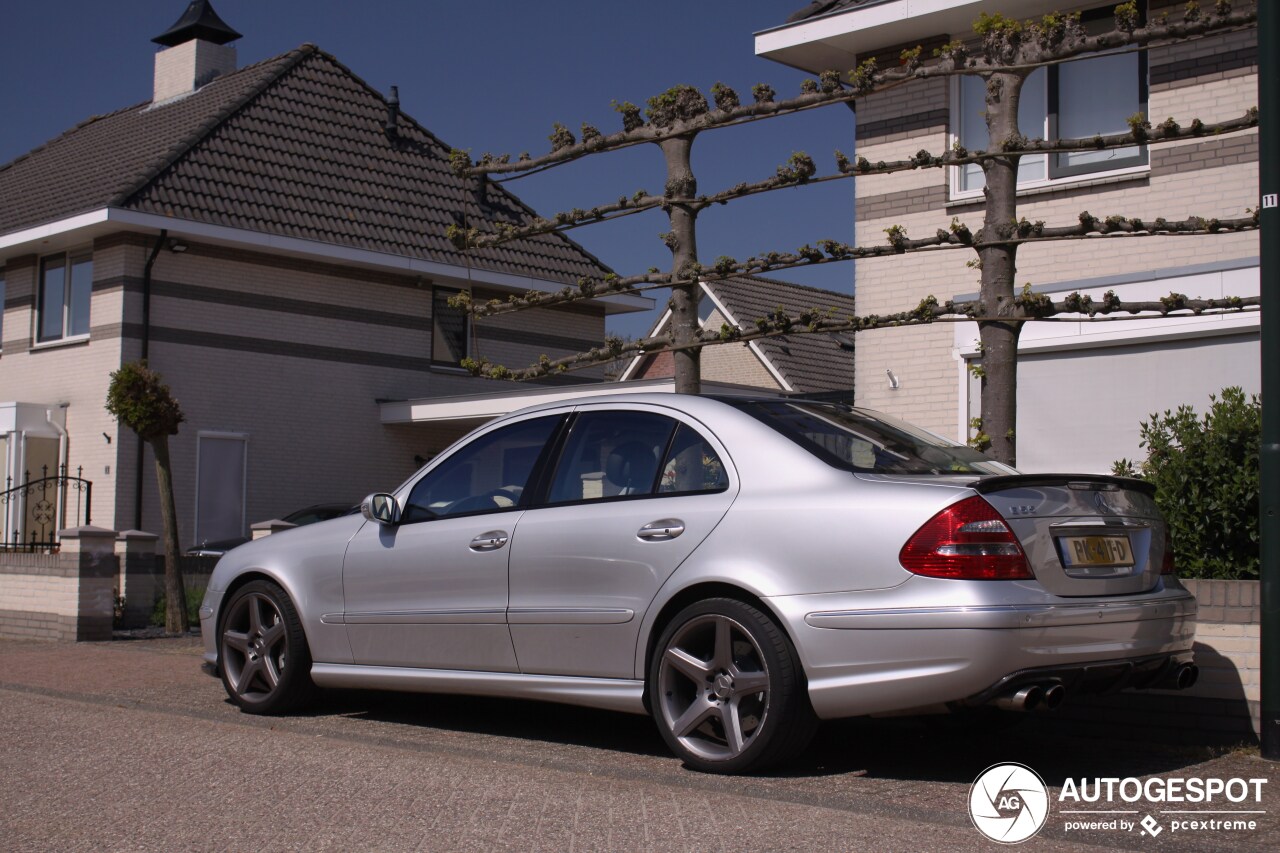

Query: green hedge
[1113,387,1259,580]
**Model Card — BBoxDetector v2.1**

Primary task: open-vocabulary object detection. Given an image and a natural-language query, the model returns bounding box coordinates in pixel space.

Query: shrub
[150,584,205,630]
[1112,387,1260,579]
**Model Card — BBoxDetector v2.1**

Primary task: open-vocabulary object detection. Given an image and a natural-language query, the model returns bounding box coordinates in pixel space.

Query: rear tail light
[1160,527,1175,575]
[899,495,1033,580]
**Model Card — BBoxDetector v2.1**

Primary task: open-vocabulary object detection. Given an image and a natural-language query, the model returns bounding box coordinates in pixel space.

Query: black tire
[217,579,316,714]
[649,597,817,774]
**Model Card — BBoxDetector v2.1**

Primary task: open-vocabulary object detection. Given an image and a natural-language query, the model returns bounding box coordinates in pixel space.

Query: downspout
[134,229,167,530]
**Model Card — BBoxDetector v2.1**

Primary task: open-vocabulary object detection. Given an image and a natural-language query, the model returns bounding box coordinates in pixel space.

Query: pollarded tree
[106,361,188,634]
[444,1,1260,466]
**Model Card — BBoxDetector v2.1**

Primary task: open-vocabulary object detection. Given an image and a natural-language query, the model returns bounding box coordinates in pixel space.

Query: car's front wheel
[650,597,816,774]
[218,579,315,714]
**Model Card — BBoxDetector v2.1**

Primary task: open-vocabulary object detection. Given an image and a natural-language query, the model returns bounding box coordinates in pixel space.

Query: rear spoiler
[972,473,1155,496]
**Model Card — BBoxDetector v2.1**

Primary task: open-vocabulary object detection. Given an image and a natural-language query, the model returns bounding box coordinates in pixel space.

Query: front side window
[952,6,1147,196]
[37,251,92,343]
[432,287,469,366]
[401,415,561,522]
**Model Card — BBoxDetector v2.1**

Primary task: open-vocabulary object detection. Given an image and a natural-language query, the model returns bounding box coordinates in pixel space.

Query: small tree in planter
[106,361,188,633]
[1114,387,1261,580]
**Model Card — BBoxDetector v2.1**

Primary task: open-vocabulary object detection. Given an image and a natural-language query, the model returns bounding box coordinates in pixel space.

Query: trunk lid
[972,474,1166,596]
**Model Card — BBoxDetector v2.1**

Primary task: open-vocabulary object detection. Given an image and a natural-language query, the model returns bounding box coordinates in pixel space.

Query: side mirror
[360,493,401,525]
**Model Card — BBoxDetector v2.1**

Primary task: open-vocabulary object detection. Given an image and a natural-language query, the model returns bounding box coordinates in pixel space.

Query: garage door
[1014,333,1260,474]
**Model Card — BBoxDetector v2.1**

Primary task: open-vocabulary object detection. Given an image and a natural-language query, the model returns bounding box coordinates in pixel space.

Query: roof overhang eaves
[755,0,1073,72]
[0,209,652,315]
[380,378,778,425]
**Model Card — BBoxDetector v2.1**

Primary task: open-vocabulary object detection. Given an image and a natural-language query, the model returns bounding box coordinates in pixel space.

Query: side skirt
[310,663,648,715]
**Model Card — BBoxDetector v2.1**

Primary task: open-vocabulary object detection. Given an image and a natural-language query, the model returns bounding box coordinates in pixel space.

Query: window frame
[431,286,471,368]
[947,5,1149,202]
[36,249,93,345]
[0,267,6,352]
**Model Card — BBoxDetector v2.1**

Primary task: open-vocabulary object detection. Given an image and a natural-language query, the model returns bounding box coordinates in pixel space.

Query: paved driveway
[0,637,1274,852]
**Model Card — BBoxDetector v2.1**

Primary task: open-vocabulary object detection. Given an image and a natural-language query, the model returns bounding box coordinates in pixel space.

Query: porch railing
[0,465,93,552]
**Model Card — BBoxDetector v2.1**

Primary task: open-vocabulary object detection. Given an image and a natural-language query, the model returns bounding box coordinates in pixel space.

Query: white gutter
[0,208,652,315]
[379,377,772,424]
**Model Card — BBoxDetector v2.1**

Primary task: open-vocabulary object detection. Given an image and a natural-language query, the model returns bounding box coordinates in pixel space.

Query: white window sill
[948,165,1151,206]
[30,334,90,351]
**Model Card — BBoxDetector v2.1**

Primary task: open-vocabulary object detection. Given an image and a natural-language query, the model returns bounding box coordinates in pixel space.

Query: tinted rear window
[733,400,1012,475]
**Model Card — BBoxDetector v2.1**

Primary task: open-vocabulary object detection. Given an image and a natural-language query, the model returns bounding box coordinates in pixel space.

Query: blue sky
[1,1,857,338]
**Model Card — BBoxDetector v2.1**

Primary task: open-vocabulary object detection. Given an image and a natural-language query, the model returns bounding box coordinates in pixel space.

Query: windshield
[733,400,1015,476]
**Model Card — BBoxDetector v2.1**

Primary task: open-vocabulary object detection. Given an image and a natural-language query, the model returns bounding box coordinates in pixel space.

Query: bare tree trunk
[976,70,1028,467]
[150,436,189,634]
[660,134,701,394]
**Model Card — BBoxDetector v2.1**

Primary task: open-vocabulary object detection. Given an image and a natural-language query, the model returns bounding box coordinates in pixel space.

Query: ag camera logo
[970,763,1051,844]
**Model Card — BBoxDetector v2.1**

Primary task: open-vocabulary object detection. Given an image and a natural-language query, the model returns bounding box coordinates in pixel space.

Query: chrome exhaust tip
[1040,683,1066,711]
[993,685,1043,712]
[1176,663,1199,690]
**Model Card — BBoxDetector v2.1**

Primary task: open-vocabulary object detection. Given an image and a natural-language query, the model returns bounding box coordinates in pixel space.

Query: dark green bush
[150,585,205,630]
[1113,387,1260,579]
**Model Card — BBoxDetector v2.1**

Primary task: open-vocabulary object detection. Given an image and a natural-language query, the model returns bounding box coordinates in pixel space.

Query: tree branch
[448,111,1257,252]
[450,4,1255,180]
[459,210,1257,319]
[461,290,1260,382]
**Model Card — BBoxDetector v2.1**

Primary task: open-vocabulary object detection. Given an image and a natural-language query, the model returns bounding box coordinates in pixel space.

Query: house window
[431,287,469,366]
[37,251,93,343]
[0,269,6,349]
[951,5,1147,198]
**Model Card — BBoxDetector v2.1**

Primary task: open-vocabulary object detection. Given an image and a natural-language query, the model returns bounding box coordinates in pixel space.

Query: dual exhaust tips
[992,682,1066,713]
[990,663,1199,712]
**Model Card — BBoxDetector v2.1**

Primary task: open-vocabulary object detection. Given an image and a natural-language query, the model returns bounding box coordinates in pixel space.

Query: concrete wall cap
[115,530,161,541]
[58,526,118,539]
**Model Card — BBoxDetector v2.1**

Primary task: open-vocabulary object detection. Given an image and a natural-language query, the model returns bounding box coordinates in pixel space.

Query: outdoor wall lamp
[886,369,900,390]
[168,240,188,253]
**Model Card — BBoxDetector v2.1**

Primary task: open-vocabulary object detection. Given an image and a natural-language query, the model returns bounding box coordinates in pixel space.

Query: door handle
[469,531,509,551]
[637,519,685,541]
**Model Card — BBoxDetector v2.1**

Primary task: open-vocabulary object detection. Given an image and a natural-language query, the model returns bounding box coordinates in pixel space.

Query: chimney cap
[152,0,243,48]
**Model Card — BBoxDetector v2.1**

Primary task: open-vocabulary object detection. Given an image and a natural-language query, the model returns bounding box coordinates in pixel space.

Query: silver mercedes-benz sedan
[199,394,1197,773]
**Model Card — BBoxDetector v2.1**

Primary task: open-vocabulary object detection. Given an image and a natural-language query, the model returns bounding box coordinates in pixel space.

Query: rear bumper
[957,649,1196,707]
[768,588,1197,720]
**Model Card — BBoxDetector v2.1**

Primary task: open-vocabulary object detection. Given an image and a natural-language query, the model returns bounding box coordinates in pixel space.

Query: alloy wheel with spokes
[650,597,816,774]
[218,580,315,714]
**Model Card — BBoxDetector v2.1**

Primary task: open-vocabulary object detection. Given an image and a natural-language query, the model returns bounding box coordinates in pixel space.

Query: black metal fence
[0,465,93,552]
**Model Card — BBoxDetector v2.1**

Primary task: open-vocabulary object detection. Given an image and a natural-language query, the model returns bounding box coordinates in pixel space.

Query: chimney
[385,86,400,136]
[151,0,242,104]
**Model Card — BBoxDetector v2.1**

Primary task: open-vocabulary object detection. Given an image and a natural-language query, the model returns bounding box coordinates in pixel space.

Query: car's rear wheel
[218,580,315,714]
[650,597,816,774]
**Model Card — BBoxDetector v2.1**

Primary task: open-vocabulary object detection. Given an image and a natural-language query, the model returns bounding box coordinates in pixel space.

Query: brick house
[623,276,858,398]
[0,2,649,549]
[757,0,1260,472]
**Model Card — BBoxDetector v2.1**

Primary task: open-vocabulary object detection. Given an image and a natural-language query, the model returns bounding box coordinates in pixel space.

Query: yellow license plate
[1059,535,1134,568]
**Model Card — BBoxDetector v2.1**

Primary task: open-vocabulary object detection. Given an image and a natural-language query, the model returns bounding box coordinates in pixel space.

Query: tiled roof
[0,45,611,284]
[705,276,856,394]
